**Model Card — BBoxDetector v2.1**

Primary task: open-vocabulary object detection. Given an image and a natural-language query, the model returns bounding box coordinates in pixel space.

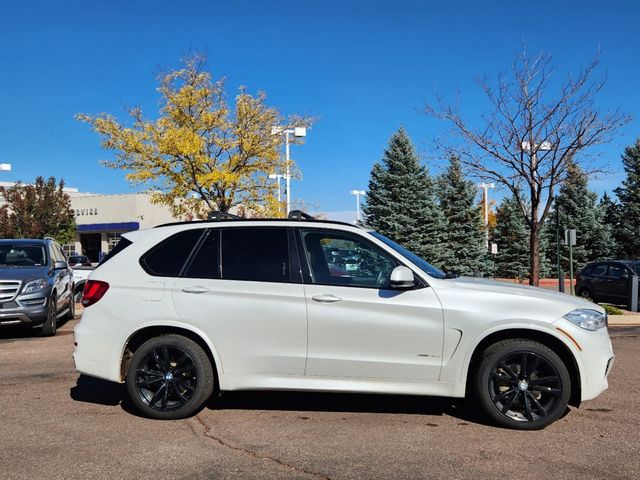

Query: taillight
[82,280,110,307]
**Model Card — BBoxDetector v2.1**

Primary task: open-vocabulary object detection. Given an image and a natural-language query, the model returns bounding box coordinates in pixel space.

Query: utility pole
[477,182,495,248]
[565,229,576,295]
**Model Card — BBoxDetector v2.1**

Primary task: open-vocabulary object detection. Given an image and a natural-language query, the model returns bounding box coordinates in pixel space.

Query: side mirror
[389,266,415,289]
[54,260,68,270]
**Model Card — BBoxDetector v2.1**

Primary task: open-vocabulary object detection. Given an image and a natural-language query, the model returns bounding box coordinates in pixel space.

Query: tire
[472,338,571,430]
[64,294,75,320]
[40,295,58,337]
[125,335,215,420]
[579,288,596,303]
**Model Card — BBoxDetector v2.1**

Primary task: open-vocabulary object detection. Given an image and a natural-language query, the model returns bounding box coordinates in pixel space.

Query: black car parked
[576,259,640,307]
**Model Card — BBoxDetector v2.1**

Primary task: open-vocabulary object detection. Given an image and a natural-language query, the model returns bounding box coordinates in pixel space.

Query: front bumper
[0,300,47,327]
[556,319,615,402]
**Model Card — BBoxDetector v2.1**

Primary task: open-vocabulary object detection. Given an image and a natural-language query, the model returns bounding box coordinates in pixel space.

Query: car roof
[155,218,360,229]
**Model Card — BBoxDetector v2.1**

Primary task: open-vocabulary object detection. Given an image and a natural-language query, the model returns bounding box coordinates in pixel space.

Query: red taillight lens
[82,280,110,307]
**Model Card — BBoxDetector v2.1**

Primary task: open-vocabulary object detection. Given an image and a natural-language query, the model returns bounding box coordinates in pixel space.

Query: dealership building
[0,182,183,262]
[67,191,183,262]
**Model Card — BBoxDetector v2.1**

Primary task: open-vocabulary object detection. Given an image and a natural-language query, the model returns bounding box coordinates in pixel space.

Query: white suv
[73,213,614,429]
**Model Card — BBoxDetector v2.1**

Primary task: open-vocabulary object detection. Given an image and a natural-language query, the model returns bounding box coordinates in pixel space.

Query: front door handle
[181,285,209,294]
[312,294,342,303]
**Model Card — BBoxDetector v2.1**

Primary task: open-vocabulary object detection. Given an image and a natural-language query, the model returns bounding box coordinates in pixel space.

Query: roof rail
[287,210,315,220]
[207,211,241,221]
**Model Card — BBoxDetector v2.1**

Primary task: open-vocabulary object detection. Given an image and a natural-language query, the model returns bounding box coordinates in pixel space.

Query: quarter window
[140,229,204,277]
[221,228,290,283]
[299,229,398,288]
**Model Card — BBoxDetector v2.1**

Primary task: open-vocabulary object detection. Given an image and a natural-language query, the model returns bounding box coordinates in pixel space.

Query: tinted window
[100,238,133,265]
[609,265,629,279]
[184,230,220,279]
[141,229,204,277]
[221,228,290,283]
[591,265,608,276]
[300,229,398,288]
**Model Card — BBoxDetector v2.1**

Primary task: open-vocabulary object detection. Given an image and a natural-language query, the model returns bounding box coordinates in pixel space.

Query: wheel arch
[465,328,583,407]
[120,324,222,389]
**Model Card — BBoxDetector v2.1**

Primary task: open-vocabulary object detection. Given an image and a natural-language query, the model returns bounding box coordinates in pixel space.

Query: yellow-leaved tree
[77,55,312,218]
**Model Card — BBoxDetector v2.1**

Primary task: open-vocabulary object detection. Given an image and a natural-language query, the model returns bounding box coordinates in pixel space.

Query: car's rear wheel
[473,339,571,430]
[40,295,57,337]
[125,335,214,420]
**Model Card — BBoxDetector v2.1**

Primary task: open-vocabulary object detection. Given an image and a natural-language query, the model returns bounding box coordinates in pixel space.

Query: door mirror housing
[389,266,415,289]
[53,260,68,270]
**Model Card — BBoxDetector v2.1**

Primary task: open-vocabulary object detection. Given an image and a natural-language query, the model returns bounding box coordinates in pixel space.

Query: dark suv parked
[576,259,640,307]
[0,238,75,336]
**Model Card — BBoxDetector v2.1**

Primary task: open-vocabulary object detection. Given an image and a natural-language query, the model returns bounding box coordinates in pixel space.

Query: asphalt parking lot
[1,318,639,480]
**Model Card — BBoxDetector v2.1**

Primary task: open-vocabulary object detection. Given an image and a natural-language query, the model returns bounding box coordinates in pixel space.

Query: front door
[298,228,444,381]
[172,227,307,376]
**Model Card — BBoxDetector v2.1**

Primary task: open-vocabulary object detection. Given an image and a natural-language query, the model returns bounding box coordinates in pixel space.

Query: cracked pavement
[1,319,639,479]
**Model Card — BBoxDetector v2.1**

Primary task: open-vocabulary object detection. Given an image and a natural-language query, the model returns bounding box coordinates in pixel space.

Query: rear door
[172,226,307,376]
[298,228,444,381]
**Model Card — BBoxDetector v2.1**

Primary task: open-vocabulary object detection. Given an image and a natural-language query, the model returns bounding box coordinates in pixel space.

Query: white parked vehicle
[73,212,614,429]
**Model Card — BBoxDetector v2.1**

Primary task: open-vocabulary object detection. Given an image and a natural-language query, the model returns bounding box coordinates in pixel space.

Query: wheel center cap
[518,380,529,391]
[164,372,174,381]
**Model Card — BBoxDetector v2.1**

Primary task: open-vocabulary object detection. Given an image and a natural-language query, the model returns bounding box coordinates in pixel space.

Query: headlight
[563,308,607,331]
[21,279,48,295]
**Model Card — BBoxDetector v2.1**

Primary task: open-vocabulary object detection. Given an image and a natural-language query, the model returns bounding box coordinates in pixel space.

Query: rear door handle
[181,286,209,294]
[312,294,342,303]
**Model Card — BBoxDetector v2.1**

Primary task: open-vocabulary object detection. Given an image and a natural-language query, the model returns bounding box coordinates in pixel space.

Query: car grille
[0,280,22,302]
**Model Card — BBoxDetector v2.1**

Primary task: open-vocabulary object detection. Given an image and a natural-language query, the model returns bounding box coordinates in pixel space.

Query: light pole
[271,126,307,215]
[350,190,365,223]
[477,182,495,248]
[268,173,285,213]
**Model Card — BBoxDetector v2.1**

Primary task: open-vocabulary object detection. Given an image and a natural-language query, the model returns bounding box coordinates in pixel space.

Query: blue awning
[77,222,140,232]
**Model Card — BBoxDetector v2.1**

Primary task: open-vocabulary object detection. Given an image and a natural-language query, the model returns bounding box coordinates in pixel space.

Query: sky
[0,0,639,221]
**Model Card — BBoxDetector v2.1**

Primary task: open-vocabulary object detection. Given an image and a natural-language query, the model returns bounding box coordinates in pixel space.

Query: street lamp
[350,190,366,223]
[0,164,11,171]
[271,126,307,215]
[268,173,285,213]
[477,182,495,248]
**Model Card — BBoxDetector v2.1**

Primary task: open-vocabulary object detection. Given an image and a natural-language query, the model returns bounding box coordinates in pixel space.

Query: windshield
[0,244,47,267]
[368,232,447,279]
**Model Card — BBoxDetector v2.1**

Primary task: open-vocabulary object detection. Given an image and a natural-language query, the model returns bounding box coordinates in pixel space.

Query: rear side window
[100,238,133,265]
[221,228,290,283]
[184,230,220,279]
[141,229,204,277]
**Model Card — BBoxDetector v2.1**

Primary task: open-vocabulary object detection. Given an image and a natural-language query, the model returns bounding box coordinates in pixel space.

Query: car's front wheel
[473,339,571,430]
[125,335,215,420]
[40,295,57,337]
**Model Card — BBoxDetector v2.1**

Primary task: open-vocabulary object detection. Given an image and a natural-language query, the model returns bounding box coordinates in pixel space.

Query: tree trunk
[529,227,540,286]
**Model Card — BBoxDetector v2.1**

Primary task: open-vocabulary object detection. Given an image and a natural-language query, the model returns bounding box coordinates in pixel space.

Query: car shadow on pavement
[208,391,492,425]
[70,375,494,426]
[70,375,136,414]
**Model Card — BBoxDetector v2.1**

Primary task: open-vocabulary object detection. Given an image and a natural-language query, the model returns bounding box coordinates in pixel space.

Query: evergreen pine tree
[599,192,620,256]
[493,194,530,280]
[362,128,445,264]
[438,157,491,276]
[552,162,612,272]
[614,138,640,257]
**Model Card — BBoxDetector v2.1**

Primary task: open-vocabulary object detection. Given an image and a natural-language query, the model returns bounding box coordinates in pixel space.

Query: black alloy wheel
[126,335,214,419]
[474,339,571,430]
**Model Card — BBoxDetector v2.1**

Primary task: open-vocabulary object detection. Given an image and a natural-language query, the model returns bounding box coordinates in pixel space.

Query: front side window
[221,228,290,283]
[609,265,629,279]
[140,229,205,277]
[591,265,608,277]
[300,229,398,288]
